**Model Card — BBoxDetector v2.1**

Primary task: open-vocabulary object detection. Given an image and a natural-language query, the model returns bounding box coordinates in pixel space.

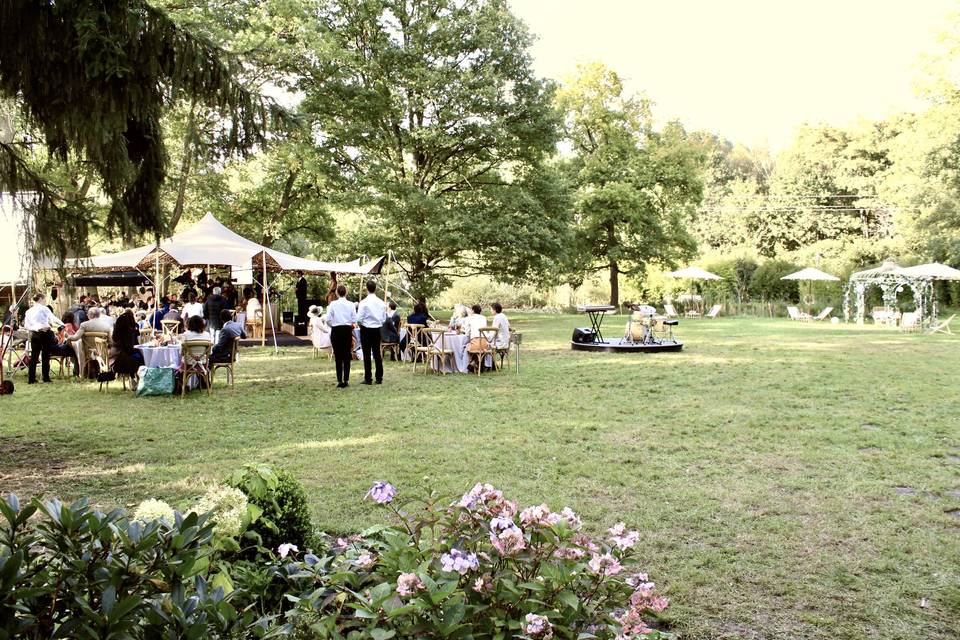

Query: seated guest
[149,297,170,329]
[401,303,430,350]
[449,304,468,331]
[245,294,262,319]
[308,305,331,352]
[48,310,81,377]
[490,301,510,349]
[67,306,113,344]
[182,291,204,319]
[465,303,488,340]
[162,302,183,331]
[135,311,150,330]
[380,301,401,345]
[109,309,143,378]
[182,314,212,342]
[211,308,245,363]
[2,304,17,328]
[101,308,117,328]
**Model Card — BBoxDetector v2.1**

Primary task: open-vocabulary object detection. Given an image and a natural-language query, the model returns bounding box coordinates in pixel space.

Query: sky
[509,0,956,149]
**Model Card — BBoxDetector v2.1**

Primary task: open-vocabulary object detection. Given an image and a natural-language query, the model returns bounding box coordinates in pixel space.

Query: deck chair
[813,307,834,321]
[929,314,955,335]
[210,338,239,387]
[663,304,679,318]
[705,304,722,319]
[787,306,811,321]
[900,312,921,332]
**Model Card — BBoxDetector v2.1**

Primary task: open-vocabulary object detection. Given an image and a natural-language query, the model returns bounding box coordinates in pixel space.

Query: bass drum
[626,319,648,342]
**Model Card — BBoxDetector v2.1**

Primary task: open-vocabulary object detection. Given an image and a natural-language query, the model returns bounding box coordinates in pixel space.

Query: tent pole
[261,253,267,348]
[383,251,392,303]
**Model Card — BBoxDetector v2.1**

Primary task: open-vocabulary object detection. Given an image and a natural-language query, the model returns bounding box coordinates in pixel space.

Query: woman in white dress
[308,305,332,351]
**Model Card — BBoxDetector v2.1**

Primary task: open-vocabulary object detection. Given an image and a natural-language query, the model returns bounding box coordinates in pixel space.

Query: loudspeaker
[294,321,308,336]
[282,311,294,323]
[571,327,596,343]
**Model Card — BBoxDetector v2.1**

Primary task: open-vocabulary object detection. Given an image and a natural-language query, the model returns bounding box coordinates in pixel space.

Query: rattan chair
[210,338,239,388]
[93,337,131,392]
[180,340,213,398]
[161,319,181,337]
[139,327,155,344]
[404,323,426,362]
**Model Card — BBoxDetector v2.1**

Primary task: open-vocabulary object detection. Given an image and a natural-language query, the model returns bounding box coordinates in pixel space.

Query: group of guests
[306,290,511,383]
[16,288,246,385]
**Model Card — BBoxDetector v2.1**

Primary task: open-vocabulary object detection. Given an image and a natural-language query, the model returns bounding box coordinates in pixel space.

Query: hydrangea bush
[276,481,670,639]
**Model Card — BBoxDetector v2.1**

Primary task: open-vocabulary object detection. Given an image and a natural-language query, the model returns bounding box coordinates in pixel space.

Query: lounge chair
[929,314,955,335]
[900,312,921,332]
[787,306,812,321]
[813,307,833,321]
[663,304,679,318]
[705,304,722,319]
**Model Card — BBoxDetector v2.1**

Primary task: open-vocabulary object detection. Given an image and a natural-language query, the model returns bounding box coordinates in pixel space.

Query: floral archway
[843,260,932,324]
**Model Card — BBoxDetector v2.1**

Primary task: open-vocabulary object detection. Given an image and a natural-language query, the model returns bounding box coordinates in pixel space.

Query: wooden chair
[929,314,955,335]
[79,331,110,381]
[139,327,155,344]
[245,311,263,340]
[404,323,426,362]
[161,319,181,338]
[419,328,455,374]
[900,311,921,332]
[380,337,401,361]
[210,338,239,388]
[180,340,213,397]
[470,328,499,375]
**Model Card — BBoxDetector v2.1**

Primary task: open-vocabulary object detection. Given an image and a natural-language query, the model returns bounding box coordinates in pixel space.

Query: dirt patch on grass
[0,436,71,498]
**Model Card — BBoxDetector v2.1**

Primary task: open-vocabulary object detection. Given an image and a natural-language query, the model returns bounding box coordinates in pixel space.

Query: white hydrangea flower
[192,485,248,538]
[132,498,175,523]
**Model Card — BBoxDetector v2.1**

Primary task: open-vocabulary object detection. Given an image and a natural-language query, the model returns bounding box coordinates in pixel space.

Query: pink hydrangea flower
[396,572,425,597]
[277,543,299,559]
[521,613,554,639]
[588,552,622,576]
[519,504,552,527]
[440,548,479,575]
[355,551,375,569]
[615,608,652,636]
[473,574,492,593]
[608,522,640,550]
[571,533,599,553]
[553,546,586,560]
[490,524,526,555]
[457,483,517,517]
[625,572,649,587]
[559,507,581,529]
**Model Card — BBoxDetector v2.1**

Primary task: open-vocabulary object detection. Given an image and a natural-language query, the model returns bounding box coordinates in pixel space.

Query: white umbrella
[780,267,840,282]
[667,266,723,280]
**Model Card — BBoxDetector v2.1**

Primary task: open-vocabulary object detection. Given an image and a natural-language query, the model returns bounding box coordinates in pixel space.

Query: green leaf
[369,629,395,640]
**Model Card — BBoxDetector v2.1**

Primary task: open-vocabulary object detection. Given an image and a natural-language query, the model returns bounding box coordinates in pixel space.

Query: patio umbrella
[781,266,840,309]
[780,267,840,282]
[666,266,723,280]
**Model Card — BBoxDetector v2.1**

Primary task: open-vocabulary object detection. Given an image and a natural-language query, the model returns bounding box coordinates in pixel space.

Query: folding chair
[813,307,834,321]
[705,304,722,319]
[663,304,679,318]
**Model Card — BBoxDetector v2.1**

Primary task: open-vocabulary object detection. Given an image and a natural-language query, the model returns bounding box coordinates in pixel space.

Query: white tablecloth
[429,332,491,373]
[136,344,181,368]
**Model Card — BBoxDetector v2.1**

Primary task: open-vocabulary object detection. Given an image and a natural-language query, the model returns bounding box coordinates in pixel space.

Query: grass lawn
[2,314,959,639]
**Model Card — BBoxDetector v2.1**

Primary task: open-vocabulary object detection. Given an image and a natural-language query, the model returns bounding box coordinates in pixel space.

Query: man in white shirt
[490,302,511,349]
[182,292,204,319]
[326,284,357,388]
[23,293,62,384]
[356,280,387,385]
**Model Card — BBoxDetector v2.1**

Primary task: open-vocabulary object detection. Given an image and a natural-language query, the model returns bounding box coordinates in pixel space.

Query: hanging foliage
[0,0,291,261]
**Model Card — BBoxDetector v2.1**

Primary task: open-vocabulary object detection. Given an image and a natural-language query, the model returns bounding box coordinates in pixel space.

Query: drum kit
[623,304,678,345]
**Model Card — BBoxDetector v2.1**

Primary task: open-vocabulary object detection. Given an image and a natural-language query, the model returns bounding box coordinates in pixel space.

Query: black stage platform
[570,338,683,353]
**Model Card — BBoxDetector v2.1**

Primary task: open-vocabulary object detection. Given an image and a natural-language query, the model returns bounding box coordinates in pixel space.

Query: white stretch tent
[68,213,386,349]
[68,213,385,275]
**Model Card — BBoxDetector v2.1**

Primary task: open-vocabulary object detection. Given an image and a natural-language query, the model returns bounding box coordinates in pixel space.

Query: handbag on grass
[136,367,175,396]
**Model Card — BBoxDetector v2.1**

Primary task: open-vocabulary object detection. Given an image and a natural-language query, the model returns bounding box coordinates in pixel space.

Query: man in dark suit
[204,287,229,339]
[295,271,308,323]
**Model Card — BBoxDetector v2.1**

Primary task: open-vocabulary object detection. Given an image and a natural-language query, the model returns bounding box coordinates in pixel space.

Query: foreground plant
[277,481,671,639]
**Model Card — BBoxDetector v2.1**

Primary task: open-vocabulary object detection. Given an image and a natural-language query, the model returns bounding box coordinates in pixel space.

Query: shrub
[0,494,270,638]
[749,260,801,302]
[229,464,315,553]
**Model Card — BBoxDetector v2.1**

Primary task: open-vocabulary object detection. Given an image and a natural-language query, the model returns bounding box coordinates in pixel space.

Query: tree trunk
[609,260,619,308]
[169,102,198,231]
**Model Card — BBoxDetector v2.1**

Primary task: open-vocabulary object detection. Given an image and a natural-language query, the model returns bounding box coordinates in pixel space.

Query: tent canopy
[68,213,385,275]
[667,266,723,280]
[781,267,840,281]
[894,262,960,281]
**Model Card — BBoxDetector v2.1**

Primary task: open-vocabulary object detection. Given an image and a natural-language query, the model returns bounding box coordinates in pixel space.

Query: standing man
[204,286,228,343]
[23,293,62,384]
[326,284,356,388]
[357,280,387,385]
[295,270,308,323]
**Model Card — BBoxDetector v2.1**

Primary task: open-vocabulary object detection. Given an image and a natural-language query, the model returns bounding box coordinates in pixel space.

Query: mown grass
[2,315,959,639]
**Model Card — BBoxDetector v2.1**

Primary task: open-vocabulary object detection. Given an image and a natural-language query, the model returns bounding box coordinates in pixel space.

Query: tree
[0,0,289,261]
[300,0,566,297]
[558,63,704,307]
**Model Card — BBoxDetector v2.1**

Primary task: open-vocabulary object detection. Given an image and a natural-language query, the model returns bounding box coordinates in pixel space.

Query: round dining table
[136,344,182,369]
